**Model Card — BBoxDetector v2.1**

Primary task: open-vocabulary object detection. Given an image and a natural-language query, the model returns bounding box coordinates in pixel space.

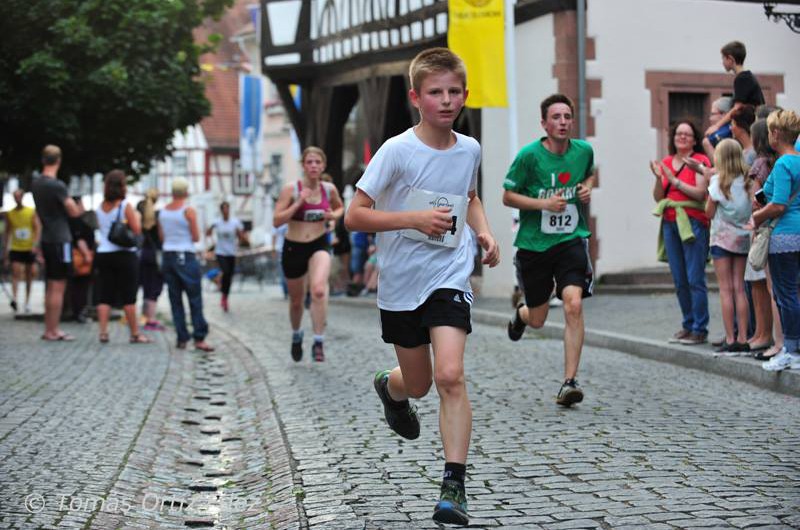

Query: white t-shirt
[354,128,480,311]
[212,217,243,256]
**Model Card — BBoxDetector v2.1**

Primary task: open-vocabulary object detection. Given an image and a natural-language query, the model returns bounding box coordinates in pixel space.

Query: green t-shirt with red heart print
[503,138,594,252]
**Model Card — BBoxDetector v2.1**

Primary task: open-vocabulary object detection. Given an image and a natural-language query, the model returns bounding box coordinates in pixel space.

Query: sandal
[99,333,109,343]
[754,346,782,361]
[749,341,774,352]
[42,332,76,342]
[130,334,153,344]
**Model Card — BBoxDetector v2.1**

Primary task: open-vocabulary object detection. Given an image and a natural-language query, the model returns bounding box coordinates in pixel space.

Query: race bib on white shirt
[401,188,468,248]
[14,228,31,241]
[541,203,578,234]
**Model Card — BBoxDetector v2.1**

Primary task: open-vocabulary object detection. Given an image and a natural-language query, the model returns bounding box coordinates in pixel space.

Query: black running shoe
[291,335,303,362]
[556,378,584,407]
[507,303,526,341]
[312,341,325,362]
[373,370,420,440]
[432,479,469,526]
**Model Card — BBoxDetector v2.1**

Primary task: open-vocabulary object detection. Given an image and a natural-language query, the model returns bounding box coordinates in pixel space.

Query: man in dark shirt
[31,145,81,341]
[705,40,765,138]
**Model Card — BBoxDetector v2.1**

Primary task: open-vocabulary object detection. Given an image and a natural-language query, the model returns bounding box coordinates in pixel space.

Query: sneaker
[548,296,563,307]
[679,332,707,345]
[715,341,751,356]
[373,370,420,440]
[762,349,800,371]
[291,335,303,362]
[432,479,469,526]
[669,329,691,343]
[714,341,733,353]
[312,341,325,362]
[507,304,526,342]
[143,321,166,331]
[24,303,32,314]
[556,379,584,407]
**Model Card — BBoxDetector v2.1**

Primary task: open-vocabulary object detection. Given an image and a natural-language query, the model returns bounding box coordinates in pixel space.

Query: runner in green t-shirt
[503,93,595,407]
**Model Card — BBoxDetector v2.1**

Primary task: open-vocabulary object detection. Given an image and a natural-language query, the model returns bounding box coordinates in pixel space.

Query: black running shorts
[515,238,594,308]
[9,250,35,264]
[380,288,473,348]
[281,234,331,279]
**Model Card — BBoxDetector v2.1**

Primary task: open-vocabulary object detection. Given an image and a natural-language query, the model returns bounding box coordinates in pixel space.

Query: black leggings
[218,255,236,296]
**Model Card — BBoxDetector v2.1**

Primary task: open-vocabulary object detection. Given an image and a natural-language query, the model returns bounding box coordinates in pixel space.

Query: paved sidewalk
[468,289,800,397]
[224,286,800,529]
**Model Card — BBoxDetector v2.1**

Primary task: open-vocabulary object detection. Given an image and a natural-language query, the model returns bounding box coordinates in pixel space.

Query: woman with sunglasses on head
[748,109,800,371]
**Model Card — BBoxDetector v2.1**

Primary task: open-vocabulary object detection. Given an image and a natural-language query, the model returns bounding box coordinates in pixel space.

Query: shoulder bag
[748,183,800,271]
[108,202,138,248]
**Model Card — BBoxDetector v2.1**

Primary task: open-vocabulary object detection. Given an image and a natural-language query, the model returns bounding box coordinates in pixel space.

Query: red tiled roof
[194,0,254,150]
[200,69,240,150]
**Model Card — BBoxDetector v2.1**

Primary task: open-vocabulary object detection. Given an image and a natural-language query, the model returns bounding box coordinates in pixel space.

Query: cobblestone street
[1,284,799,529]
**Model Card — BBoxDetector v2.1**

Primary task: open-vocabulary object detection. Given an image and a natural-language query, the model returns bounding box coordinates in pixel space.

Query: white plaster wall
[588,0,800,275]
[481,14,558,297]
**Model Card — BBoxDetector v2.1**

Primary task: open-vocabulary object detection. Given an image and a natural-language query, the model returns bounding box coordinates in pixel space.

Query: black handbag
[108,202,138,248]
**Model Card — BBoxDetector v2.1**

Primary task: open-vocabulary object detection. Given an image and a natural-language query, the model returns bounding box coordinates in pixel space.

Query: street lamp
[763,2,800,34]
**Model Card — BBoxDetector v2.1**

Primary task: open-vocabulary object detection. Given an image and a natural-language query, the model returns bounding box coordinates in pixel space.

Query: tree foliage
[0,0,233,178]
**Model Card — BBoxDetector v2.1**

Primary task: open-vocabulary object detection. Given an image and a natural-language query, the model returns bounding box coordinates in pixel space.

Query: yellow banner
[448,0,507,108]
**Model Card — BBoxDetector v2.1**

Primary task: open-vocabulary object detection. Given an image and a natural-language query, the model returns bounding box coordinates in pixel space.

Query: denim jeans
[162,251,208,343]
[767,251,800,353]
[663,218,709,335]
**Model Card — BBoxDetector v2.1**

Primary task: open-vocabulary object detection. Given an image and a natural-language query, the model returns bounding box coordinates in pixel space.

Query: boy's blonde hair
[713,138,749,200]
[766,109,800,146]
[408,47,467,93]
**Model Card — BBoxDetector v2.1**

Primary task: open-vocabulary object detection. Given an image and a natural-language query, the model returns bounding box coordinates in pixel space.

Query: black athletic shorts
[40,242,72,280]
[515,238,594,308]
[380,288,473,348]
[281,234,331,279]
[9,250,35,264]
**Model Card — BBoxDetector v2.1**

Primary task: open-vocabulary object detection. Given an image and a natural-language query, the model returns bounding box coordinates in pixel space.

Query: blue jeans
[162,251,208,343]
[663,219,709,335]
[767,251,800,353]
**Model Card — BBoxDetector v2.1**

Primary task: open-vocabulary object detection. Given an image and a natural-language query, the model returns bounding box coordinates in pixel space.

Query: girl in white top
[94,170,150,344]
[705,139,752,353]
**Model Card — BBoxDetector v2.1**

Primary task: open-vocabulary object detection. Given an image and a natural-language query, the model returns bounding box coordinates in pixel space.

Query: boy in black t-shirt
[705,40,765,139]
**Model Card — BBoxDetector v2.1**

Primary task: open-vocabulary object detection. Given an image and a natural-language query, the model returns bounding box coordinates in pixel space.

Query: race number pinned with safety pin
[401,188,468,248]
[541,203,578,234]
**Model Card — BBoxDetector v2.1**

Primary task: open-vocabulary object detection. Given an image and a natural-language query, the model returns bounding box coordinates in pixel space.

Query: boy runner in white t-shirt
[345,48,499,526]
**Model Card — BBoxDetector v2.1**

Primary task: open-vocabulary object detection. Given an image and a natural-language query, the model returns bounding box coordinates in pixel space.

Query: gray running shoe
[556,379,584,407]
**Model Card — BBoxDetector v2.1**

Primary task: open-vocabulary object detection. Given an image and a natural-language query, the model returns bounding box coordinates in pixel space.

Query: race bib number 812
[541,204,578,235]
